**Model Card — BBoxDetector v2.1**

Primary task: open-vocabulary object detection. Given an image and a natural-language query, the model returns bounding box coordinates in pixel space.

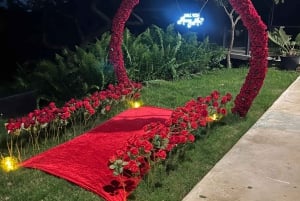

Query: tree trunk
[227,24,235,68]
[221,6,240,69]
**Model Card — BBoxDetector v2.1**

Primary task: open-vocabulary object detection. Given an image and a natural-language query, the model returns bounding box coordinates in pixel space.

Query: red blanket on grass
[21,106,172,201]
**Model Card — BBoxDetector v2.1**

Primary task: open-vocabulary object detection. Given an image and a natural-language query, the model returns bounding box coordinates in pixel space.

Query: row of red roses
[104,0,267,198]
[4,0,140,138]
[108,90,232,183]
[5,82,142,137]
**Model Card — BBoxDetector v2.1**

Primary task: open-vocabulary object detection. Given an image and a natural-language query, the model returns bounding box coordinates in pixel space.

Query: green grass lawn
[0,67,299,201]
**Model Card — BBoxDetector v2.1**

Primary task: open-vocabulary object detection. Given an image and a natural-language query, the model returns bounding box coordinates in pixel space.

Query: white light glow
[177,13,204,28]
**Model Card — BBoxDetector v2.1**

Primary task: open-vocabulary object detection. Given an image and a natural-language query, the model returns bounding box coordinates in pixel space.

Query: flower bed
[4,82,142,140]
[108,90,232,198]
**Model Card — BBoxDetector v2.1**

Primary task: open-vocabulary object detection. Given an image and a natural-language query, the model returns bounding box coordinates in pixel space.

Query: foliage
[122,24,183,81]
[14,34,115,107]
[122,24,226,81]
[13,24,224,106]
[4,82,142,152]
[177,35,225,73]
[268,26,300,56]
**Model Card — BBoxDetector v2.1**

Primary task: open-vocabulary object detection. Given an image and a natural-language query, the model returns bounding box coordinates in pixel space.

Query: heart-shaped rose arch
[109,0,268,117]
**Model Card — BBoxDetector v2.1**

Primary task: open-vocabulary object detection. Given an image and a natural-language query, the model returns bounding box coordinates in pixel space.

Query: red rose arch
[109,0,140,84]
[109,0,268,117]
[229,0,268,117]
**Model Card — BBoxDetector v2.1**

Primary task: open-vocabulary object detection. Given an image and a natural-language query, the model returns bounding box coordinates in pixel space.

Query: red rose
[105,105,111,111]
[142,140,153,153]
[190,121,198,129]
[220,108,227,115]
[212,101,219,108]
[130,147,139,156]
[115,149,125,157]
[221,96,228,104]
[126,160,140,174]
[155,150,167,160]
[187,134,195,143]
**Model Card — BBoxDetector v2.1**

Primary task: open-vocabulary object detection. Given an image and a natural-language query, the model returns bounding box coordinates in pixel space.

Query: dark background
[0,0,299,83]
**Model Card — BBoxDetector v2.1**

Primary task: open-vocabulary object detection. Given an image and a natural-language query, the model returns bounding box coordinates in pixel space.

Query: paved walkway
[182,76,300,201]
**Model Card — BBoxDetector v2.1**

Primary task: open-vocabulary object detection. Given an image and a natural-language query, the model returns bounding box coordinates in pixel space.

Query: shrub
[13,24,225,106]
[14,33,115,107]
[123,24,226,81]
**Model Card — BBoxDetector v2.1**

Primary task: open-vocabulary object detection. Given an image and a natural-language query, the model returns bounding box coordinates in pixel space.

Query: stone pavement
[182,76,300,201]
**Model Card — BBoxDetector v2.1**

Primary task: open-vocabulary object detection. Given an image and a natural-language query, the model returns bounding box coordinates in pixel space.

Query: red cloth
[21,106,172,201]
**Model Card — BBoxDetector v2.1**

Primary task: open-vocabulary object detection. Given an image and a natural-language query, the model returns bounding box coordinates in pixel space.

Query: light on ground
[129,100,143,108]
[210,113,223,121]
[1,156,20,172]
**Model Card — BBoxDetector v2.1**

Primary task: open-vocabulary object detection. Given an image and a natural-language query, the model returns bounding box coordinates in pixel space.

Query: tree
[214,0,241,68]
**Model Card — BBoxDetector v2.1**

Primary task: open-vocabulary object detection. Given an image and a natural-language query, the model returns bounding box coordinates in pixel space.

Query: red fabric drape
[21,106,172,201]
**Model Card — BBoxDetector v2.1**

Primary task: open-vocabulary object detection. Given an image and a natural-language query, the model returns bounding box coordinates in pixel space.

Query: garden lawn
[0,67,299,201]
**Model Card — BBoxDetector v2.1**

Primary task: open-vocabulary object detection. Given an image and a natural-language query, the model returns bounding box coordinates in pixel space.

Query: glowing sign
[177,13,204,28]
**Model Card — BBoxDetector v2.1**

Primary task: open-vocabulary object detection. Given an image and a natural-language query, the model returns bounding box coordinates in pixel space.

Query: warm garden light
[1,156,20,172]
[211,113,218,121]
[177,13,204,28]
[129,100,143,108]
[209,113,223,121]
